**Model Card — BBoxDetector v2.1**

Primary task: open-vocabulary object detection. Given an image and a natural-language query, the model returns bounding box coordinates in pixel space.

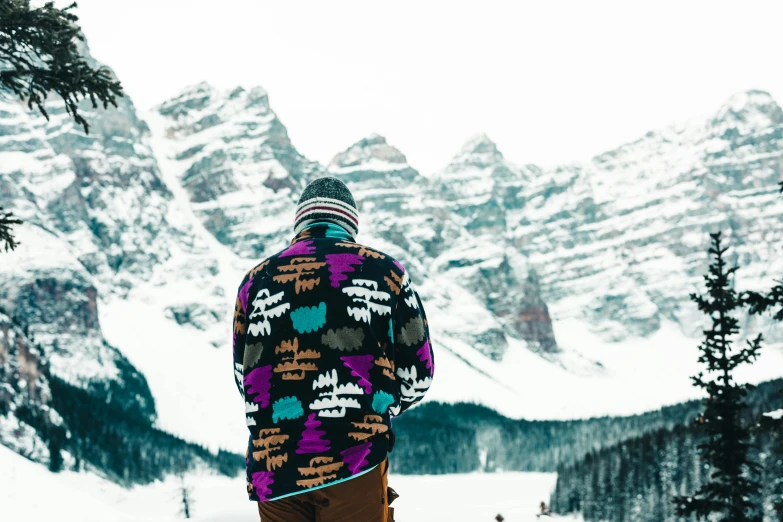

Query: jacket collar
[290,222,355,244]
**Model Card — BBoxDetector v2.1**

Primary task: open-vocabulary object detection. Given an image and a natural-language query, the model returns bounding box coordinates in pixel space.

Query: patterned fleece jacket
[232,223,434,502]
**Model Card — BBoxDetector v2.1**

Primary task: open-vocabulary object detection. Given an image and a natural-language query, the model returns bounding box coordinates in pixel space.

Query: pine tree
[47,425,65,472]
[179,474,193,519]
[674,232,763,522]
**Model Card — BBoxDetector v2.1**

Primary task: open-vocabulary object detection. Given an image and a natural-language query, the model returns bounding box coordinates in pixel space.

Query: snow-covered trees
[47,375,241,485]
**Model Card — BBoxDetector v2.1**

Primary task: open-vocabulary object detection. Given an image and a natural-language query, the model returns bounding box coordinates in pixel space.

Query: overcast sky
[61,0,783,174]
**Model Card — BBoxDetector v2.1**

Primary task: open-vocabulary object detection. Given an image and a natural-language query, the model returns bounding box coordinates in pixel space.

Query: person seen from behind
[232,177,435,521]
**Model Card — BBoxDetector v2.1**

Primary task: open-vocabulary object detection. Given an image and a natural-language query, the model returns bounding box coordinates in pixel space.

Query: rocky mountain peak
[462,132,503,156]
[157,81,216,117]
[446,133,505,170]
[245,86,271,109]
[357,132,387,147]
[328,133,410,172]
[182,80,215,95]
[158,83,272,125]
[711,89,783,131]
[154,82,320,258]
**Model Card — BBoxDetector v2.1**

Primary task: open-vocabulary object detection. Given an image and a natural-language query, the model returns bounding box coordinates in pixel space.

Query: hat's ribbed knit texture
[294,177,359,237]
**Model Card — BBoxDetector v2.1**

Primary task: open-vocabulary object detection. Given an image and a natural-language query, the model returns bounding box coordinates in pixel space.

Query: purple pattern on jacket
[280,240,316,258]
[251,471,275,501]
[341,355,374,394]
[341,442,372,475]
[296,413,331,454]
[325,253,365,288]
[244,365,273,407]
[416,339,434,375]
[238,277,254,312]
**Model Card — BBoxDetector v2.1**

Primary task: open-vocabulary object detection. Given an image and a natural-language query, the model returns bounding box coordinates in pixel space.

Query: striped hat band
[294,197,359,237]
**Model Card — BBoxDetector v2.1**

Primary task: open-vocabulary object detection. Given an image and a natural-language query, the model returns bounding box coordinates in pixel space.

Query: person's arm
[232,275,250,399]
[391,270,434,416]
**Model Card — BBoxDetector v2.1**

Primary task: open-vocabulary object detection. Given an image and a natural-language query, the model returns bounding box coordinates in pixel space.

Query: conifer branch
[0,206,21,251]
[0,0,125,133]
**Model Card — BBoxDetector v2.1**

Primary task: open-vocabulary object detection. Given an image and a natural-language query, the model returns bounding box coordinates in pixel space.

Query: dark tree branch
[741,283,783,322]
[0,0,125,134]
[0,207,22,251]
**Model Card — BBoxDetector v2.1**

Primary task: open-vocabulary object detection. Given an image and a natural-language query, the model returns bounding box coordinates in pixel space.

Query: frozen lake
[1,445,575,522]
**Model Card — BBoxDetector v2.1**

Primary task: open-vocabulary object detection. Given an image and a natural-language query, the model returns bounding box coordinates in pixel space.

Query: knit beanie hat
[294,177,359,237]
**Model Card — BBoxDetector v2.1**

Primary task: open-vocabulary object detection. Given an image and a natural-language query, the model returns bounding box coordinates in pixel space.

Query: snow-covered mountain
[0,45,248,458]
[324,132,557,359]
[153,82,319,258]
[0,45,176,457]
[515,89,783,342]
[2,47,783,465]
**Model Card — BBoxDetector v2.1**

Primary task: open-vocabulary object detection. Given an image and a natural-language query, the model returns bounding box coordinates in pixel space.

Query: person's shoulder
[240,238,306,282]
[348,240,408,276]
[237,256,274,290]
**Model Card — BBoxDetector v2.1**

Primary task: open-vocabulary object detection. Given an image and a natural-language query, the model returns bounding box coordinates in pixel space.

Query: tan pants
[258,458,394,522]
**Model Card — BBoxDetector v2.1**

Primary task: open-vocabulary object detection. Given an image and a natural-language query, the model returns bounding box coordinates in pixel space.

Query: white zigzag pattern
[310,369,364,418]
[397,365,432,403]
[248,288,290,337]
[234,362,244,397]
[343,279,392,325]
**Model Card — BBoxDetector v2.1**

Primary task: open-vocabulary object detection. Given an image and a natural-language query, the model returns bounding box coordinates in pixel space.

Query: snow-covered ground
[765,409,783,420]
[100,295,246,453]
[0,445,574,522]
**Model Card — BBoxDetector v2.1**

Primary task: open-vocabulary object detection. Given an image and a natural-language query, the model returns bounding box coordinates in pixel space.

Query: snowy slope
[429,320,783,420]
[0,444,571,522]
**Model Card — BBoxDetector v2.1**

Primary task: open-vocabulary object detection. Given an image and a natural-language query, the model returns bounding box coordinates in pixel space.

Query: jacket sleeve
[232,275,250,399]
[391,270,434,417]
